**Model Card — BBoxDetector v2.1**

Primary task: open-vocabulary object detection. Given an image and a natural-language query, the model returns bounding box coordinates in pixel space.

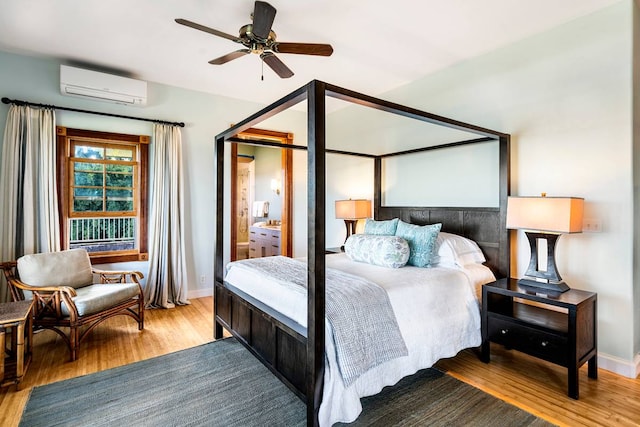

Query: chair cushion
[17,249,93,289]
[62,283,141,317]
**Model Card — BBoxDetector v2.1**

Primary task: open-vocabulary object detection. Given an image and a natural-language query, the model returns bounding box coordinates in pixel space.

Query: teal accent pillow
[364,218,399,236]
[344,234,410,268]
[395,221,442,267]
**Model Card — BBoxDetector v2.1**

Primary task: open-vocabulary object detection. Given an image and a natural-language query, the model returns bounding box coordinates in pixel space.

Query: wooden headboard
[377,206,507,279]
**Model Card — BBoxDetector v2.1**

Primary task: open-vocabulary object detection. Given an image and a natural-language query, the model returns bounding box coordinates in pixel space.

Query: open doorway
[230,128,293,261]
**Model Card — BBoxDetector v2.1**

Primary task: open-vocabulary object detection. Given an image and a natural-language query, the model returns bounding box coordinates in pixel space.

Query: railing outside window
[69,217,136,252]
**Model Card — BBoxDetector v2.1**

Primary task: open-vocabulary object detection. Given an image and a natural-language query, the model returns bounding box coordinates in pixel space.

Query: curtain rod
[1,97,185,128]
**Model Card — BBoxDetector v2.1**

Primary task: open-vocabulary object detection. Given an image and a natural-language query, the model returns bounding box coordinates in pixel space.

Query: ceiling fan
[176,1,333,79]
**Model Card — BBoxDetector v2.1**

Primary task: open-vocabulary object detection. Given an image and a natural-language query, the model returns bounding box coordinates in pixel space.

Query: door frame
[230,128,293,260]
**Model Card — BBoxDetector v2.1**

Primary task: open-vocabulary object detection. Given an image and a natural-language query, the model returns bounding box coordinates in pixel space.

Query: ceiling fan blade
[175,18,239,42]
[252,1,277,41]
[261,52,294,78]
[209,49,251,65]
[273,42,334,56]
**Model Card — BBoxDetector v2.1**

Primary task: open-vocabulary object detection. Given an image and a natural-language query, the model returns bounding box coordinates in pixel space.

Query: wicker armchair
[1,248,144,361]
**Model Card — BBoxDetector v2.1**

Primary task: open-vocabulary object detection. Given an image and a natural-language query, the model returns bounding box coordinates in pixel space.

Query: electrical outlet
[199,275,206,284]
[583,218,602,233]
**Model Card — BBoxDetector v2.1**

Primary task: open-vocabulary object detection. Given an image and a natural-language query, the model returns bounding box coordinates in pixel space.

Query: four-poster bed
[214,80,510,426]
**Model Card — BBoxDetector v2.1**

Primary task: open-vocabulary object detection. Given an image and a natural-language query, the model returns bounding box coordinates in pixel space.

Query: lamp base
[517,278,570,294]
[343,219,358,244]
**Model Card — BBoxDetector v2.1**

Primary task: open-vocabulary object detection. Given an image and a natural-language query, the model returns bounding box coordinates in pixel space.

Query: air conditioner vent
[60,65,147,106]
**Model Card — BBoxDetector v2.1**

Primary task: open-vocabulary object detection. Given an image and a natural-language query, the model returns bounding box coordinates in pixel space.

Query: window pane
[107,200,133,211]
[107,189,133,198]
[106,164,133,187]
[73,199,103,212]
[106,147,134,161]
[74,188,103,198]
[74,162,103,172]
[107,189,133,212]
[74,171,104,187]
[74,145,104,159]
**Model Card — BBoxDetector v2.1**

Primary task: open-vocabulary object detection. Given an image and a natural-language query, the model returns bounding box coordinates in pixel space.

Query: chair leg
[69,325,78,361]
[138,298,144,330]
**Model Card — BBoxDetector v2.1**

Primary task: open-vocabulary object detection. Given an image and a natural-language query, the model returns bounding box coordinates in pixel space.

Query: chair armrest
[5,278,79,319]
[92,268,144,284]
[7,279,77,298]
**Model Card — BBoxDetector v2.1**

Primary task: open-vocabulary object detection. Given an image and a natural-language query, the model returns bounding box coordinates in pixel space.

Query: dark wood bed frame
[214,81,510,426]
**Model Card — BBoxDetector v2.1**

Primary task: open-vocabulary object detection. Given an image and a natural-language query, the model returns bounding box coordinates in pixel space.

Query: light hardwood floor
[1,296,638,426]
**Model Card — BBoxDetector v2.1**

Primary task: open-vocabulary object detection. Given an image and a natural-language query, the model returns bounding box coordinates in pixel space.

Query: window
[57,127,148,263]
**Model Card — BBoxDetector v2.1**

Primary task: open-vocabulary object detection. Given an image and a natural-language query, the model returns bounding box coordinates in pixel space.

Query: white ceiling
[0,0,621,106]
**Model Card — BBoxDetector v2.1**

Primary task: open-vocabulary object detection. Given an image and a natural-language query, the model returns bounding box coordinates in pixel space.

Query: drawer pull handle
[541,341,548,347]
[501,329,508,335]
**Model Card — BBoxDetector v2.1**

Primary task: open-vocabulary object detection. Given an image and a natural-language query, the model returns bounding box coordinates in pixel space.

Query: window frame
[56,126,149,264]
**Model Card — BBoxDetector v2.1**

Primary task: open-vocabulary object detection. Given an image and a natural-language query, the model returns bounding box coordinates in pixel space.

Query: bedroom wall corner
[632,0,640,371]
[379,1,635,368]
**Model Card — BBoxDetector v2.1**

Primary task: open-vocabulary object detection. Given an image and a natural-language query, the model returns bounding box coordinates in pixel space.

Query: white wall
[375,2,635,371]
[632,0,640,373]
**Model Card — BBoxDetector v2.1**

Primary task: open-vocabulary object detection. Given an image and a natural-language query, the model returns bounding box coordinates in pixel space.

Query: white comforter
[223,253,495,426]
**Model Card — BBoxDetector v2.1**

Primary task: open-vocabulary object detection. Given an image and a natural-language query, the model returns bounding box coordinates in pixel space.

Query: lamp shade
[335,199,371,220]
[506,196,584,234]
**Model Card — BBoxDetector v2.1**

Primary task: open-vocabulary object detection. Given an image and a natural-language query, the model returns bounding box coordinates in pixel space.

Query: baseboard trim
[598,352,640,379]
[188,287,213,299]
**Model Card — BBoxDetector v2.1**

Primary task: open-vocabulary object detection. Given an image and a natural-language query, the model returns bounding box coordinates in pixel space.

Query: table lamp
[506,194,584,293]
[335,199,371,247]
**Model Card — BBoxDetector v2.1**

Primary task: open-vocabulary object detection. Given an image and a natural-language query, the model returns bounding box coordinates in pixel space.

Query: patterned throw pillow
[394,221,442,267]
[363,218,399,236]
[344,234,410,268]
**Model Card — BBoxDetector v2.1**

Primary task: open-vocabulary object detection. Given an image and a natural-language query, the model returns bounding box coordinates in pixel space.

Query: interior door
[230,128,293,260]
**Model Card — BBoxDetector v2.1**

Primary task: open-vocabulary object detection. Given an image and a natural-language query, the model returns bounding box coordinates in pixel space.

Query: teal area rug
[21,338,552,426]
[21,338,305,426]
[335,368,553,426]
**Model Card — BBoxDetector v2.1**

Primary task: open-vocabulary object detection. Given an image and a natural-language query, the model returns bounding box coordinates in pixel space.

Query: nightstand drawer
[488,316,568,366]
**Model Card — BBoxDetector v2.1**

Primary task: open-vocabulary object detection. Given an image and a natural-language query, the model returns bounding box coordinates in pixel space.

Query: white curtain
[146,124,189,308]
[0,105,60,302]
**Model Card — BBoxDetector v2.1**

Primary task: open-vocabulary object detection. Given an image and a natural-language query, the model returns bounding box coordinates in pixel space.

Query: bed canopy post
[498,134,511,278]
[306,80,326,427]
[373,157,382,219]
[214,136,225,339]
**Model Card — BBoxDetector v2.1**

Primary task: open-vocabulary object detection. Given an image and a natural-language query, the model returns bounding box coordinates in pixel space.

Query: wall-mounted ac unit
[60,65,147,106]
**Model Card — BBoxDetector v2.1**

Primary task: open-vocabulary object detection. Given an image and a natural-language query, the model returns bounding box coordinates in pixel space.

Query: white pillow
[432,232,486,267]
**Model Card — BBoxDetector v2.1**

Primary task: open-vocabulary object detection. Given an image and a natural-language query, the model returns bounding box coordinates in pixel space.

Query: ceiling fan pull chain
[261,55,264,81]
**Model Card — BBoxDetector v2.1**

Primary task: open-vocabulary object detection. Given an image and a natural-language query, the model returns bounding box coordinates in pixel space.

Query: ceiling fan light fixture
[175,1,333,78]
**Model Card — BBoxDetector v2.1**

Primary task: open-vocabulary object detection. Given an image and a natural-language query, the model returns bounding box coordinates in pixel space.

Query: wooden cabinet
[249,226,281,258]
[481,278,597,399]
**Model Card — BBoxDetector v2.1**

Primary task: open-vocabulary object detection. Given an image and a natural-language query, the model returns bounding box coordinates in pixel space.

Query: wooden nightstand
[0,299,34,389]
[481,278,597,399]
